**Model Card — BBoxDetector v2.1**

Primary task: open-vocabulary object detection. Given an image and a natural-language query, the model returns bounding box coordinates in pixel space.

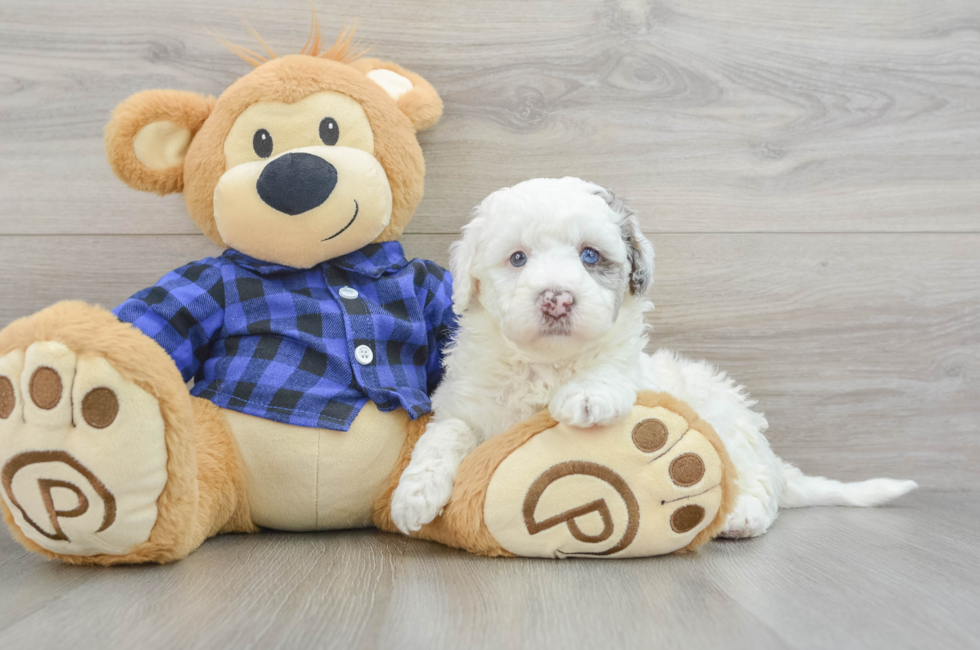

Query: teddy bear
[0,24,737,564]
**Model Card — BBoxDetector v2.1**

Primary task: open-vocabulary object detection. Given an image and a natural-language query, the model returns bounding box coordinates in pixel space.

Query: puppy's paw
[550,384,635,428]
[390,465,456,535]
[719,495,778,539]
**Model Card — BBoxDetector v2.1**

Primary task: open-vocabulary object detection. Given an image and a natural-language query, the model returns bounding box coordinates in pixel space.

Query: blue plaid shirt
[113,242,455,431]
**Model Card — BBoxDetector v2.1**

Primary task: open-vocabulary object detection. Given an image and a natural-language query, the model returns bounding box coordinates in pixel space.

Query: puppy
[390,177,917,538]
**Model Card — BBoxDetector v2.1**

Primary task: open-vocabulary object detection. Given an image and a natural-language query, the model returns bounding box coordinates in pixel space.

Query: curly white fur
[390,177,917,537]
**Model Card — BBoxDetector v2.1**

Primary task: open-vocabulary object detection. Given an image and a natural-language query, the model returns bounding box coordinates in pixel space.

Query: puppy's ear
[595,187,655,295]
[448,210,483,315]
[351,58,444,132]
[105,90,215,195]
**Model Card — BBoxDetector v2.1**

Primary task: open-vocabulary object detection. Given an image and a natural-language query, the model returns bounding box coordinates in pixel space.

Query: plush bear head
[105,26,442,268]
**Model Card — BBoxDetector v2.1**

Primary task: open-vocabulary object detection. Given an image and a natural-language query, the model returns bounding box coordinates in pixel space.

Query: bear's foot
[0,301,241,564]
[484,396,735,557]
[392,392,737,559]
[0,342,169,557]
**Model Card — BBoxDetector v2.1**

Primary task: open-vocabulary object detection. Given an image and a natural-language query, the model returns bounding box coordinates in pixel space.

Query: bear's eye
[253,129,273,158]
[319,117,339,146]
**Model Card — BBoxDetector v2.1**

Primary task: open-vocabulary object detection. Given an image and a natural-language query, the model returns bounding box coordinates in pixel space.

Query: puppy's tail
[779,462,917,509]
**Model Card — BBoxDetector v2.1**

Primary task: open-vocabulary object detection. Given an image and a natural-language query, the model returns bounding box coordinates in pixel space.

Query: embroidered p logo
[1,450,116,542]
[522,461,640,557]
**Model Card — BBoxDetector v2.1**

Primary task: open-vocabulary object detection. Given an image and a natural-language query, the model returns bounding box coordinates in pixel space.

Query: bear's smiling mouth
[322,200,359,242]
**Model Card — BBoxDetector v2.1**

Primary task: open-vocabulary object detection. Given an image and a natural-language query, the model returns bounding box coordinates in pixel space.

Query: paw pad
[0,377,13,419]
[29,367,62,410]
[81,388,119,429]
[631,418,668,452]
[669,453,705,487]
[670,504,705,533]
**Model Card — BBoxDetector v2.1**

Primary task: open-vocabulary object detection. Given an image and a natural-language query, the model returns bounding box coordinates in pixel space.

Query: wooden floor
[1,490,977,649]
[0,0,978,648]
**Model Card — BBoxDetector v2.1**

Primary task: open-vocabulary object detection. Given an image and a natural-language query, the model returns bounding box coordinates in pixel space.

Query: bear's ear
[351,58,443,132]
[105,90,215,195]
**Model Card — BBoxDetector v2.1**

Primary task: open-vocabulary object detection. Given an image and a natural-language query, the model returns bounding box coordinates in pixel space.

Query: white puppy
[390,177,917,538]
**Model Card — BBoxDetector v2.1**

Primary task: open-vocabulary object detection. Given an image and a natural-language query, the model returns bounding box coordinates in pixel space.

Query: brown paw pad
[632,418,668,453]
[669,453,706,487]
[81,388,119,429]
[29,367,62,410]
[670,504,706,533]
[0,376,14,419]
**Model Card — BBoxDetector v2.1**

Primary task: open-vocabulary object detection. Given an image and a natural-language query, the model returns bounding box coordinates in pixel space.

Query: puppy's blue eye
[581,247,599,265]
[510,251,527,267]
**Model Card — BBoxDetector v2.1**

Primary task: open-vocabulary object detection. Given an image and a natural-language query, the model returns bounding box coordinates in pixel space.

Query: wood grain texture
[0,0,978,648]
[1,0,979,234]
[0,490,976,650]
[1,232,977,489]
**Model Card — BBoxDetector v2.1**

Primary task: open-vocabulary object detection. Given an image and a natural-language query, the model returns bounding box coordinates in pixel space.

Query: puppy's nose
[256,152,338,215]
[541,289,575,319]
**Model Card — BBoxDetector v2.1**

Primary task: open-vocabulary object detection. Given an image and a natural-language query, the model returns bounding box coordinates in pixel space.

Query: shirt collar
[222,242,409,278]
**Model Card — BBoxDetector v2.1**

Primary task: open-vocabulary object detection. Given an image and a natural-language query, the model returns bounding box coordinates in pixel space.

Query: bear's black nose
[256,152,338,215]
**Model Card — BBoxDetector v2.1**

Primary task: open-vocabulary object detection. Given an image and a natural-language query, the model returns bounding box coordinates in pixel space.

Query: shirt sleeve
[419,261,457,395]
[112,257,227,382]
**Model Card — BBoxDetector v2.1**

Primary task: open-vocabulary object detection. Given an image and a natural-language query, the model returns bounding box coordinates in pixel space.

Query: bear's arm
[418,261,457,395]
[112,257,227,382]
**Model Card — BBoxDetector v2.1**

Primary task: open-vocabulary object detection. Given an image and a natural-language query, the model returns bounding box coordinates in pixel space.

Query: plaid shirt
[113,242,455,431]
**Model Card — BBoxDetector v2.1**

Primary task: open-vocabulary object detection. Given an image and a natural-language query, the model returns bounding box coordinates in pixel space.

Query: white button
[354,345,373,365]
[339,286,359,300]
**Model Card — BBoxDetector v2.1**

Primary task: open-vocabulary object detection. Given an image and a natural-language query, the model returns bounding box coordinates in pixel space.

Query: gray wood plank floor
[0,0,977,648]
[1,490,975,650]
